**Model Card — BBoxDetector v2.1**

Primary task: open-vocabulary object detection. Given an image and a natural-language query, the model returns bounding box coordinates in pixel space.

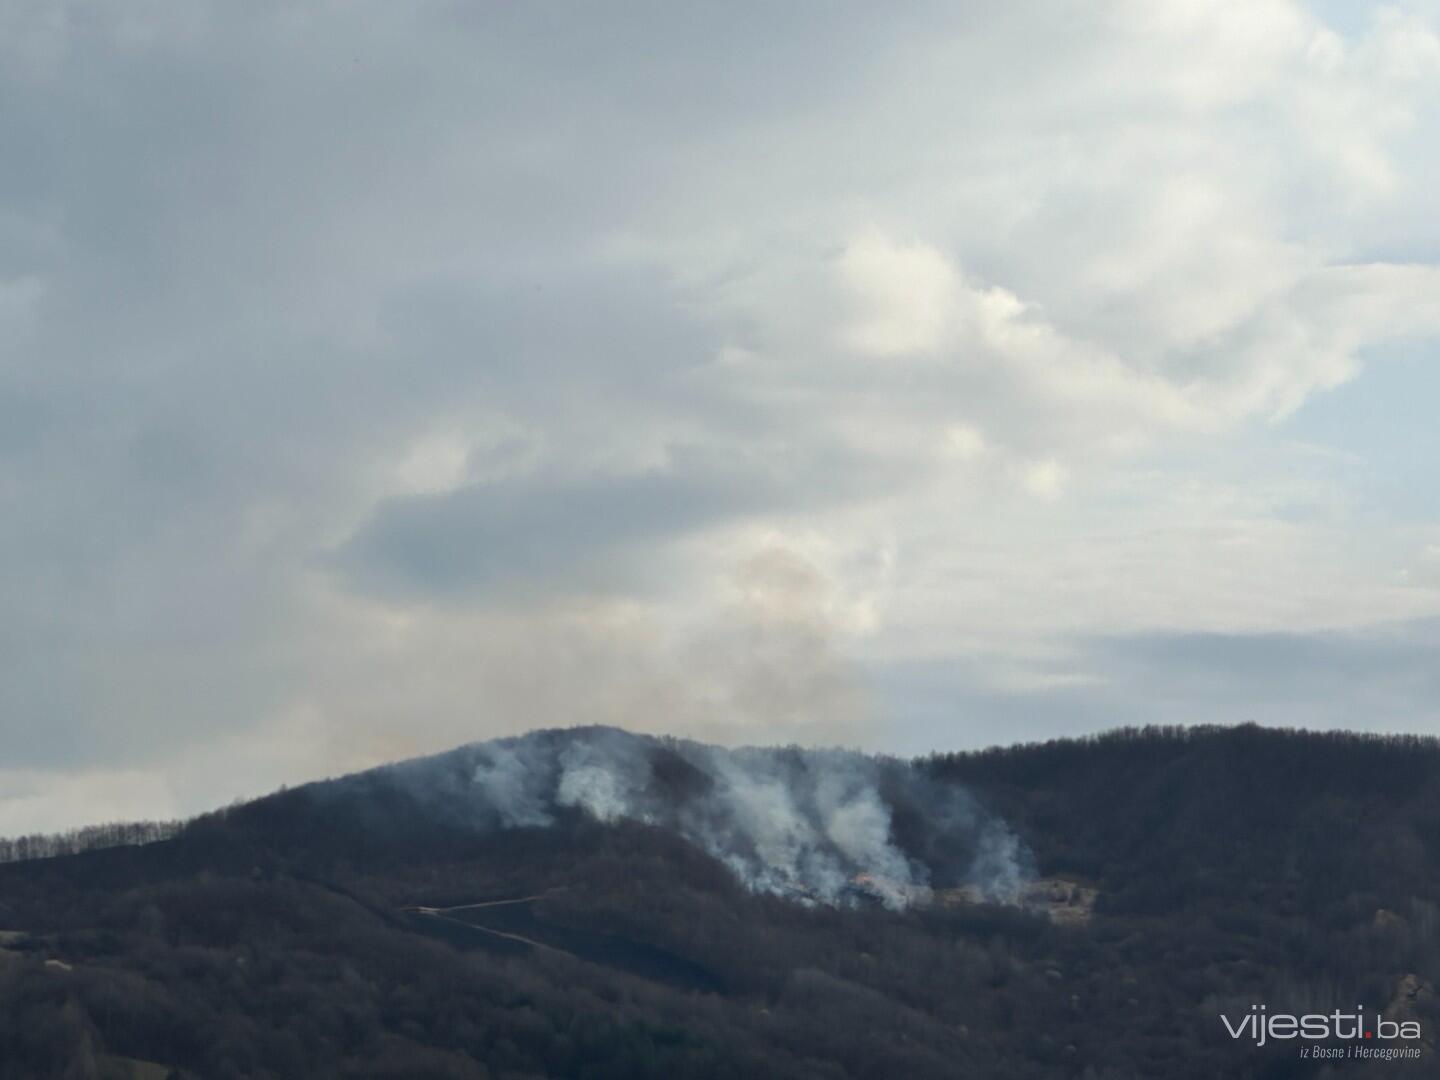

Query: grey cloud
[3,1,1440,829]
[1085,622,1440,725]
[333,440,889,599]
[876,619,1440,755]
[335,462,759,599]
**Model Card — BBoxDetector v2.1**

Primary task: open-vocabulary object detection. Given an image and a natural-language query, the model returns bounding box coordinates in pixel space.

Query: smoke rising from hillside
[386,728,1032,909]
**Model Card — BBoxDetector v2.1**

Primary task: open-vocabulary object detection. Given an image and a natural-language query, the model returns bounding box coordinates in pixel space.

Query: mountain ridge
[3,723,1440,1078]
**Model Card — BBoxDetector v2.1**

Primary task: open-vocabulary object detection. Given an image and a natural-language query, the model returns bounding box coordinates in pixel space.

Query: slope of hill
[1,724,1438,1079]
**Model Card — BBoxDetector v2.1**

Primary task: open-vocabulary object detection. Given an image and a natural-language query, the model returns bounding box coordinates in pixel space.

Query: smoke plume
[383,727,1032,909]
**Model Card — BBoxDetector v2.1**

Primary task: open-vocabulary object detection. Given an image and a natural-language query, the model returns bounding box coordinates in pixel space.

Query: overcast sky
[4,1,1440,832]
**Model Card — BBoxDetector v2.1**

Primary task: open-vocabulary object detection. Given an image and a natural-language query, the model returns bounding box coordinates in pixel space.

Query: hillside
[2,724,1438,1079]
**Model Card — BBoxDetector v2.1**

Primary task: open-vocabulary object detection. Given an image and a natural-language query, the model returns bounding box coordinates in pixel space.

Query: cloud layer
[4,1,1440,831]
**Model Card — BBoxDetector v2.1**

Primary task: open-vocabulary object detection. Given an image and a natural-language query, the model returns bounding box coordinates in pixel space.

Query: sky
[4,1,1440,833]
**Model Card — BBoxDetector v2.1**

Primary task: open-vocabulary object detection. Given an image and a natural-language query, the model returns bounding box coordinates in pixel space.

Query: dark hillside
[929,724,1440,915]
[1,725,1437,1079]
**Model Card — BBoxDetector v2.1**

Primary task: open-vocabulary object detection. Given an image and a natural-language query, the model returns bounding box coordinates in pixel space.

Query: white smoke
[385,727,1031,910]
[554,737,645,824]
[469,745,553,828]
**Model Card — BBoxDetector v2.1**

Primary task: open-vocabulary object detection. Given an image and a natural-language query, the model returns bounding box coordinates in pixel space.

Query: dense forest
[2,723,1438,1078]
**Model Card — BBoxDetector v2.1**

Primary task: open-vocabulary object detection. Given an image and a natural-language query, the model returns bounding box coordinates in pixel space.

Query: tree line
[0,819,183,865]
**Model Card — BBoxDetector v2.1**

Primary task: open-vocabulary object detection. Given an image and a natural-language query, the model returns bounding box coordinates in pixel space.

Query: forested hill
[928,723,1440,916]
[2,724,1439,1079]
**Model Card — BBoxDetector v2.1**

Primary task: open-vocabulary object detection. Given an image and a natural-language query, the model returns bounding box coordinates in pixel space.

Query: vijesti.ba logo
[1222,1004,1423,1059]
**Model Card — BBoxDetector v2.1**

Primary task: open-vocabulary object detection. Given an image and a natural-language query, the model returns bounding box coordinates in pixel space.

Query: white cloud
[5,1,1440,828]
[941,424,987,462]
[1399,543,1440,589]
[839,231,961,357]
[1020,459,1066,500]
[389,430,472,496]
